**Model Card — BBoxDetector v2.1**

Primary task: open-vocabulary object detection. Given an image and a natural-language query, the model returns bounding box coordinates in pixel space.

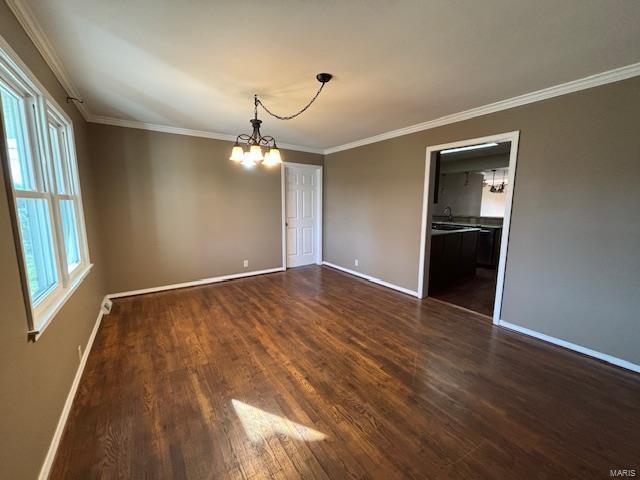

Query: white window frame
[0,35,92,340]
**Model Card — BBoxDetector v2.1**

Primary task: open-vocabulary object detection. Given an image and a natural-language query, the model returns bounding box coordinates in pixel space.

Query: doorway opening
[418,132,520,323]
[281,162,323,268]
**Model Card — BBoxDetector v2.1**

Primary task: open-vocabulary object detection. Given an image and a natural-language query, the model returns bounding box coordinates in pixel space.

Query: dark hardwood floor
[51,266,640,479]
[430,266,497,316]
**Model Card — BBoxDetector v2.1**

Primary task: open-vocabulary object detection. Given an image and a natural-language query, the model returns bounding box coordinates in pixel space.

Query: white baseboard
[107,267,285,299]
[498,320,640,374]
[38,296,109,480]
[322,261,419,297]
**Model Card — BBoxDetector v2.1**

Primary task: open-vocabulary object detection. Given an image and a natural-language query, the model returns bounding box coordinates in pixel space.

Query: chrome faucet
[443,206,453,221]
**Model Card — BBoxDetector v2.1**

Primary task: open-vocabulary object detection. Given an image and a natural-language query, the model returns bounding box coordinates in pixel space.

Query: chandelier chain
[255,82,327,121]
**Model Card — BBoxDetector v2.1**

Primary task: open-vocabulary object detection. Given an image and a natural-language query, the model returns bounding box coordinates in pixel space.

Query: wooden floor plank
[50,266,640,479]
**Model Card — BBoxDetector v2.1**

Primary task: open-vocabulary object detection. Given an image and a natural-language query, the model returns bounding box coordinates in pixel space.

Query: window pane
[16,197,58,302]
[60,129,75,194]
[48,124,68,194]
[59,199,81,272]
[1,86,36,191]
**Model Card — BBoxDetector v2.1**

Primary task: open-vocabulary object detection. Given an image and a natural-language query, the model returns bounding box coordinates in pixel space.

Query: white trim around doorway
[281,162,323,269]
[417,131,521,325]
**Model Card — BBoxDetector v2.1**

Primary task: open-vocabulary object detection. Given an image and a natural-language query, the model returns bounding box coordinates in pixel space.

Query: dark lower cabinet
[429,234,446,291]
[461,231,478,276]
[429,231,478,293]
[477,227,502,268]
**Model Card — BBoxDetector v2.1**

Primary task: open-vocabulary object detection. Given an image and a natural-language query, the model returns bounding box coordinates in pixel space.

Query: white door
[285,165,320,267]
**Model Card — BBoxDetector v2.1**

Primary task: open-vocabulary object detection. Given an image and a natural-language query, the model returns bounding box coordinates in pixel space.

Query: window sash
[14,193,61,306]
[47,111,75,195]
[47,106,90,280]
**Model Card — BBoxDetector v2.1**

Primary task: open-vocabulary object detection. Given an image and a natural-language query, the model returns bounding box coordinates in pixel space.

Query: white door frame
[417,131,520,325]
[281,162,323,268]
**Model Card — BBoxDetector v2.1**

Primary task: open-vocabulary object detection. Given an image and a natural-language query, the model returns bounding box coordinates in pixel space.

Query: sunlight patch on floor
[232,399,327,442]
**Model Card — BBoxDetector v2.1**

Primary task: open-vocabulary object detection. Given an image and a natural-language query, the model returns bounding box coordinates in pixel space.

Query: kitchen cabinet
[429,230,478,292]
[476,227,502,268]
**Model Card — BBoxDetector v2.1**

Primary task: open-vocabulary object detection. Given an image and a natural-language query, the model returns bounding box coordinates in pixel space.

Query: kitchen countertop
[434,221,503,229]
[431,227,481,236]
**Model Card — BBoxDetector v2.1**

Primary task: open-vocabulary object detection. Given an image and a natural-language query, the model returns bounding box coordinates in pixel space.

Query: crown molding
[5,0,91,120]
[89,115,324,154]
[323,62,640,155]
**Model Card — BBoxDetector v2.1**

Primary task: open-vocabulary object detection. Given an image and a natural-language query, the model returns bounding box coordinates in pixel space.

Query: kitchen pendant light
[489,170,497,193]
[497,170,506,193]
[230,73,332,168]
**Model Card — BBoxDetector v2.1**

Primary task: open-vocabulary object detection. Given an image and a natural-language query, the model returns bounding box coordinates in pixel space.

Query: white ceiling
[14,0,640,151]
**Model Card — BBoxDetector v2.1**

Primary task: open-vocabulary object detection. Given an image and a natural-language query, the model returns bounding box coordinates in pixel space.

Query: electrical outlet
[243,259,249,268]
[77,345,83,361]
[354,259,359,267]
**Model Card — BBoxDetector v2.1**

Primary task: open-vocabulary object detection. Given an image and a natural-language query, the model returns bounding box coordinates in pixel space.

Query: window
[1,44,91,338]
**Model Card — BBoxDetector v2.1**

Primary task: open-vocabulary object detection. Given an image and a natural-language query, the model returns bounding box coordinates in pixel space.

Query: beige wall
[0,3,107,479]
[89,123,323,294]
[324,76,640,365]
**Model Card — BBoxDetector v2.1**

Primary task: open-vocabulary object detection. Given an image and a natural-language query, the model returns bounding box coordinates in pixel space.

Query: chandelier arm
[256,82,327,121]
[257,136,276,147]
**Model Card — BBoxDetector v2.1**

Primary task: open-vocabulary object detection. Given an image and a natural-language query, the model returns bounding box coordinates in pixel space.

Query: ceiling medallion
[230,73,333,168]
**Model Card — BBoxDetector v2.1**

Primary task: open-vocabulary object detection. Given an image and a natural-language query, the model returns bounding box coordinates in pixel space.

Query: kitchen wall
[0,3,107,479]
[88,123,323,294]
[480,185,507,217]
[435,172,484,216]
[439,153,509,174]
[324,75,640,365]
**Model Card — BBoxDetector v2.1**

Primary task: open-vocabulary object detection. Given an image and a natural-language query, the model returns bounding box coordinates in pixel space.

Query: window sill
[29,263,94,341]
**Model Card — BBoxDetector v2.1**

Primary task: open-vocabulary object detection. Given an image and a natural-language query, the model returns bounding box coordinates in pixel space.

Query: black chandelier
[489,169,506,194]
[230,73,332,168]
